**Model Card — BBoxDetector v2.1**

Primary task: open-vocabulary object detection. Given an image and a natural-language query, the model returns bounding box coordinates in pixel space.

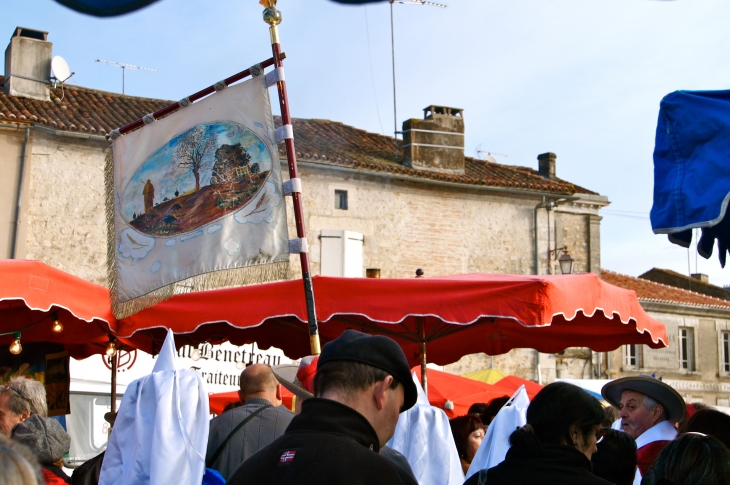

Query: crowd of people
[1,329,730,484]
[0,377,73,484]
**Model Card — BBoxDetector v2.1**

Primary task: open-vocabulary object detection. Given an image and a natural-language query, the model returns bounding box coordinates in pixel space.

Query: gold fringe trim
[105,149,291,320]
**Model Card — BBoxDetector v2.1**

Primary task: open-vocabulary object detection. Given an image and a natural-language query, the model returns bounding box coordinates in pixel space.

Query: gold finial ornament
[261,0,282,26]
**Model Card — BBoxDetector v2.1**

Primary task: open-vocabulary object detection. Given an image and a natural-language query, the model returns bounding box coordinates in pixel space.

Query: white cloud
[118,228,155,265]
[165,239,176,247]
[234,182,281,225]
[223,239,240,256]
[207,224,222,234]
[150,260,161,273]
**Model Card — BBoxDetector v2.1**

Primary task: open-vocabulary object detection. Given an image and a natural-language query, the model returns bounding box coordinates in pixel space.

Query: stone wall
[288,163,603,280]
[23,131,109,285]
[0,127,27,258]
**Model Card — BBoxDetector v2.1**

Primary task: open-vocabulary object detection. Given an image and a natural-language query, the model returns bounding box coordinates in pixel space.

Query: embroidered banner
[106,74,289,319]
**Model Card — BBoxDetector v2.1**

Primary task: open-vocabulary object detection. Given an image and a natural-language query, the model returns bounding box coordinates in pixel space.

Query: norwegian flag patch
[279,450,297,464]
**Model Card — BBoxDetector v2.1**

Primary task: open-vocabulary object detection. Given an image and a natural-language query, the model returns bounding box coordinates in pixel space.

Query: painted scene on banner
[121,121,273,238]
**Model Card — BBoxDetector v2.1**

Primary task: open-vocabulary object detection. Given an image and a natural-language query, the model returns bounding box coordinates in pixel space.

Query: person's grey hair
[1,378,47,418]
[643,394,668,422]
[0,434,42,485]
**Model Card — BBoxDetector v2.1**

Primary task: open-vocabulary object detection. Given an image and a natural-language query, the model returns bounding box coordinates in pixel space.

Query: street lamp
[558,252,575,275]
[549,246,575,275]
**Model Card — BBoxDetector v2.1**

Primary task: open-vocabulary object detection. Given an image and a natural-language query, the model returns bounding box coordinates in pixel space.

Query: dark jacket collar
[286,398,381,452]
[243,397,273,407]
[506,443,593,470]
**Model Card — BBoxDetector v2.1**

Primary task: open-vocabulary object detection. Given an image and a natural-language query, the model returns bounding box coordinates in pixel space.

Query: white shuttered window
[320,230,363,277]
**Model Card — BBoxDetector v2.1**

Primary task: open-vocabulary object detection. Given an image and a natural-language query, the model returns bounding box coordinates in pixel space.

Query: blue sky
[7,0,730,285]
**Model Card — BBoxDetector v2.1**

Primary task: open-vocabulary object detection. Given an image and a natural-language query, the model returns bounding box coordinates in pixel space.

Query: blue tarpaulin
[53,0,384,17]
[652,89,730,266]
[54,0,161,16]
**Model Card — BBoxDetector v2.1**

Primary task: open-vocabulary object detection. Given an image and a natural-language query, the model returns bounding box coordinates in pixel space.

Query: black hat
[319,329,417,411]
[601,375,686,423]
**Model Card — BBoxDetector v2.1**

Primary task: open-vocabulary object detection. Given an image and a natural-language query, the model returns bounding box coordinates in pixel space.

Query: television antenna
[475,145,508,163]
[390,0,447,155]
[95,58,157,95]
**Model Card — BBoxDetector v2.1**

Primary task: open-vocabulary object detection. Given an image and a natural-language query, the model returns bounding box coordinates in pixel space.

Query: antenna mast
[95,58,157,95]
[389,0,446,160]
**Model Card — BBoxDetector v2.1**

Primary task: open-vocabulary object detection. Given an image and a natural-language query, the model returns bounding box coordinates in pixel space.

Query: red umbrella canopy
[0,260,149,359]
[208,388,295,415]
[493,375,544,400]
[414,367,515,418]
[117,272,667,365]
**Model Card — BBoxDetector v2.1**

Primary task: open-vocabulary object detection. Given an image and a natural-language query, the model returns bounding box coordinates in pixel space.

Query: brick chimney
[402,105,465,174]
[691,273,709,283]
[538,152,556,179]
[3,27,51,101]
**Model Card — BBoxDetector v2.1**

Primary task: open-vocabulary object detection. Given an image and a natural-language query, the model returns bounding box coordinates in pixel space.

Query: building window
[625,344,641,368]
[335,190,348,210]
[679,327,695,371]
[722,332,730,373]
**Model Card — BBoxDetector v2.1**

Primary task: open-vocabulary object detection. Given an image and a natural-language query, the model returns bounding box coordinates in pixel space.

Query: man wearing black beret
[225,329,419,485]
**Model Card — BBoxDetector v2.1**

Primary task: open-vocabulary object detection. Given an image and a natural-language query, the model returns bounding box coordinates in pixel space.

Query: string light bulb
[105,340,117,357]
[52,315,63,333]
[9,332,22,355]
[190,348,201,361]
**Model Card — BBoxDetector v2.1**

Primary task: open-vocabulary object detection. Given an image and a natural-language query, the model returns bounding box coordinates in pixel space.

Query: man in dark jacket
[225,329,419,485]
[207,363,294,479]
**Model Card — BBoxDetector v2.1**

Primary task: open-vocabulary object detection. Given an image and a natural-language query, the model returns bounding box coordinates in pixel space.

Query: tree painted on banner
[174,125,218,192]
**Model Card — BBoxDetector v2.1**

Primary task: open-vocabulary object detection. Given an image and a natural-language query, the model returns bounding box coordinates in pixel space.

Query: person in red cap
[226,329,419,485]
[601,376,685,485]
[272,355,319,415]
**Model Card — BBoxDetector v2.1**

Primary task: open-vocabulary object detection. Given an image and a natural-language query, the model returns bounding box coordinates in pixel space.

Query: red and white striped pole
[261,0,321,355]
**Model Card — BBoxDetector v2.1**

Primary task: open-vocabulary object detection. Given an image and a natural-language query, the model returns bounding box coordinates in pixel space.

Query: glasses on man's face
[596,427,608,444]
[0,385,30,404]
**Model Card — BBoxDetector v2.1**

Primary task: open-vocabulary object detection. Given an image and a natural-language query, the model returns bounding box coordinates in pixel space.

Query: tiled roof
[0,76,170,135]
[0,77,595,196]
[602,269,730,310]
[638,267,730,301]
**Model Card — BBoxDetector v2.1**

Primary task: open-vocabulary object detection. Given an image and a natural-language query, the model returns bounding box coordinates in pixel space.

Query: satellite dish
[51,56,73,83]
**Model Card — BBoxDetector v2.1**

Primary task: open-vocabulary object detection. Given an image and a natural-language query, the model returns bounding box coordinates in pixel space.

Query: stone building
[602,270,730,407]
[1,27,609,378]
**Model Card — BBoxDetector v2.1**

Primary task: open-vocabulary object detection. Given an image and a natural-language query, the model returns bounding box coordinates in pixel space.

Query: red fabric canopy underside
[208,369,533,419]
[0,260,150,359]
[118,273,667,365]
[208,388,295,415]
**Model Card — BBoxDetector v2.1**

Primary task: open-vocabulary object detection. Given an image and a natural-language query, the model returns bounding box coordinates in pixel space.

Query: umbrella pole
[110,351,118,421]
[109,351,119,433]
[417,317,427,396]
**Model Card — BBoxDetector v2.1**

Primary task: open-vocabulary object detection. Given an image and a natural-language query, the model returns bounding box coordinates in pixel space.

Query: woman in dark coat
[465,382,612,485]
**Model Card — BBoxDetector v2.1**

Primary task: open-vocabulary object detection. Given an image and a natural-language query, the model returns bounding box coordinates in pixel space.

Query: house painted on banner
[0,27,610,383]
[601,270,730,407]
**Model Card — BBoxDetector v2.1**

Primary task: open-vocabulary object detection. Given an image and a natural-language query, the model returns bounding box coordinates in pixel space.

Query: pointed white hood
[387,372,464,485]
[99,329,209,485]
